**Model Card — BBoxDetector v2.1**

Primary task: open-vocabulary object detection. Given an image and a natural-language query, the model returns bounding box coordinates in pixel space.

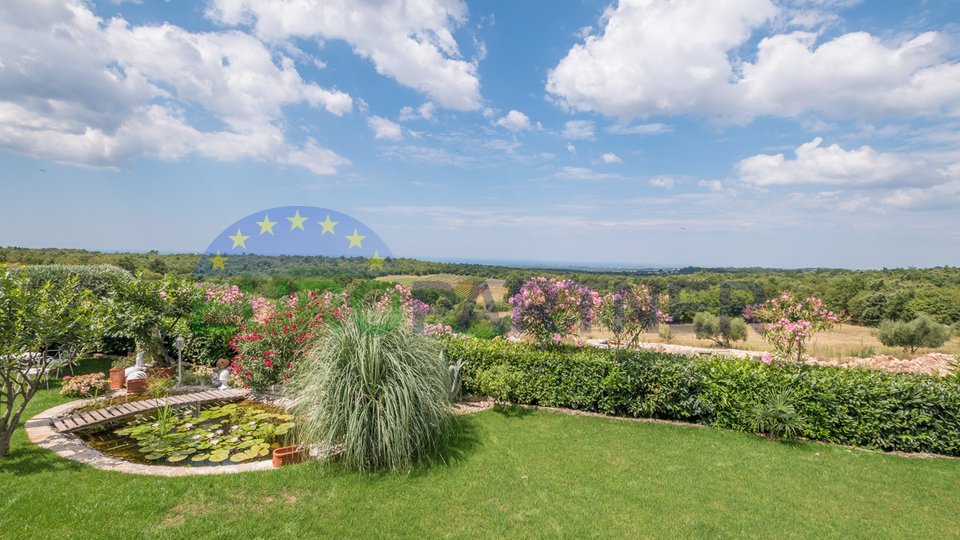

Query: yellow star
[209,251,228,271]
[345,229,366,250]
[287,210,308,231]
[368,250,384,271]
[228,228,250,249]
[256,214,277,235]
[317,215,338,235]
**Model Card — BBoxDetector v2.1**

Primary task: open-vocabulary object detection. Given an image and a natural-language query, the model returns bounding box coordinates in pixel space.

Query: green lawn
[2,359,959,539]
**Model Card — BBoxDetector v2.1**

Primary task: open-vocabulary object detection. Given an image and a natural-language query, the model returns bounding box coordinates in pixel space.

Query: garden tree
[747,293,841,364]
[597,285,666,350]
[0,271,98,457]
[692,312,748,348]
[876,313,951,354]
[99,274,196,365]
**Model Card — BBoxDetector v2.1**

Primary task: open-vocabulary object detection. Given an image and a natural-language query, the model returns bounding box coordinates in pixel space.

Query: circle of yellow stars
[208,210,385,272]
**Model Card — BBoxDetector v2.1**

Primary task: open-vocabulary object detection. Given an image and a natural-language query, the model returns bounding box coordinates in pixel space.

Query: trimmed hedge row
[443,337,960,456]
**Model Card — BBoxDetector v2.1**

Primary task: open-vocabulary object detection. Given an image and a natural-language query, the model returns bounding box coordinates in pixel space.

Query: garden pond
[78,400,295,466]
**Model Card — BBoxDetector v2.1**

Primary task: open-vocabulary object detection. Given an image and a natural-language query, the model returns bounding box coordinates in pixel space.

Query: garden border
[25,396,279,477]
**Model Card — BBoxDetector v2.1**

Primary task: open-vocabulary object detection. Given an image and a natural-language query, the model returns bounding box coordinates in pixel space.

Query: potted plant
[272,445,305,467]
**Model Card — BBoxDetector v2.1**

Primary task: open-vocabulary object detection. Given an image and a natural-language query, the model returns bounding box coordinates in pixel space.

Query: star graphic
[345,229,366,250]
[318,215,338,235]
[287,210,308,231]
[368,250,384,271]
[228,228,250,249]
[256,214,277,235]
[209,251,228,271]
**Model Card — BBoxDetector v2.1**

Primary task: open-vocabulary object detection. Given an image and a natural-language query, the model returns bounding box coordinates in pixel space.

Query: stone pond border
[26,395,278,477]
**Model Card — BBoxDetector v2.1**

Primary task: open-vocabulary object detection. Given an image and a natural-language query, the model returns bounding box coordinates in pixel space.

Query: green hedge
[443,337,960,456]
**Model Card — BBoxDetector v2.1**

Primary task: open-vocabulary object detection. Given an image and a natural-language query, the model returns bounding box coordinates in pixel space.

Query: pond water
[78,400,295,467]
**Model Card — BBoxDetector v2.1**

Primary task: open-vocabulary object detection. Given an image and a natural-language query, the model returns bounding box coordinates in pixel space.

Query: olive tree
[0,270,98,457]
[693,311,748,348]
[876,313,951,354]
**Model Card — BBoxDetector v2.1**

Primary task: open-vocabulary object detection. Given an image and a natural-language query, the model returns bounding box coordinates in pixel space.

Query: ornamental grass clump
[290,307,453,472]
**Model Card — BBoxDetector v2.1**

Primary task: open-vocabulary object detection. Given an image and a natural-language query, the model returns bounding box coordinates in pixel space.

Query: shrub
[60,373,110,398]
[597,285,668,349]
[230,290,349,390]
[746,293,841,363]
[747,387,807,440]
[693,312,748,348]
[290,308,453,472]
[508,277,599,346]
[11,264,131,296]
[443,337,960,456]
[876,313,952,353]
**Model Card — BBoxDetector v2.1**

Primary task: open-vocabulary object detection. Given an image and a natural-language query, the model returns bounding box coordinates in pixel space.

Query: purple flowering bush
[508,277,600,346]
[597,285,671,349]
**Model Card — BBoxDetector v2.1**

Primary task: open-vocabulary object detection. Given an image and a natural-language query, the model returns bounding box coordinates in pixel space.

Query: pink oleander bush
[746,293,842,363]
[597,285,671,349]
[60,373,110,398]
[230,290,351,389]
[373,284,430,328]
[508,277,600,346]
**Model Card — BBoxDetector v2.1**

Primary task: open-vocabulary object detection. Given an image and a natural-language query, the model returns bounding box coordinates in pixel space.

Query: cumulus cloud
[496,110,532,131]
[699,179,724,192]
[649,176,675,188]
[562,120,595,140]
[600,152,622,164]
[368,116,404,140]
[737,137,920,186]
[0,0,350,172]
[546,0,960,121]
[206,0,482,110]
[881,164,960,210]
[606,122,671,135]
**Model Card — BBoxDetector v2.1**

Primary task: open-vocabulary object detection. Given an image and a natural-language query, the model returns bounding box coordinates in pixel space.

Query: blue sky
[1,0,959,269]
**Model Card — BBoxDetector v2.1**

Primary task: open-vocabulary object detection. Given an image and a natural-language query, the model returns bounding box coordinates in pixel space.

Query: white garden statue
[124,350,147,381]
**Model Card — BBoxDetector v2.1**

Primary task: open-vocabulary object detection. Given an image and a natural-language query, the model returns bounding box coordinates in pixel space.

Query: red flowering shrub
[60,373,110,398]
[229,291,350,389]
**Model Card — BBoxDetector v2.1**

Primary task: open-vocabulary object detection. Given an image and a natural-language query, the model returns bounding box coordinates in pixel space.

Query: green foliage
[876,313,952,353]
[747,387,807,440]
[290,308,453,471]
[465,319,506,340]
[693,312,748,347]
[0,270,99,456]
[10,264,131,296]
[444,337,960,456]
[474,364,521,402]
[97,274,197,365]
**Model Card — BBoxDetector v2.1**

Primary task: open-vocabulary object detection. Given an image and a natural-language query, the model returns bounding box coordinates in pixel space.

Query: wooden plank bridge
[52,389,247,434]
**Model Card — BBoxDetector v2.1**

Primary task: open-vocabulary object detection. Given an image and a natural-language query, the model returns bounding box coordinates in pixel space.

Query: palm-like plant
[290,307,453,472]
[748,387,807,440]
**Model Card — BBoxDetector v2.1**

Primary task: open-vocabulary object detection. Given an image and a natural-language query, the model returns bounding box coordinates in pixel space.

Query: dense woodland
[2,246,959,326]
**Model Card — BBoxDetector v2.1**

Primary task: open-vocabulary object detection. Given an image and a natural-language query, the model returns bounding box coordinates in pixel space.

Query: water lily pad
[191,453,210,462]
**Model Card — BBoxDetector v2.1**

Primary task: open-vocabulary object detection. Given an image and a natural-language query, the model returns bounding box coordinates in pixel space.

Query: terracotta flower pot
[149,367,176,378]
[109,368,126,390]
[272,445,304,468]
[126,377,148,395]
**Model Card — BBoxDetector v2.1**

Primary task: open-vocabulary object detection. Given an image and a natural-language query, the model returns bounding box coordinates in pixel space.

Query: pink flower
[761,353,773,365]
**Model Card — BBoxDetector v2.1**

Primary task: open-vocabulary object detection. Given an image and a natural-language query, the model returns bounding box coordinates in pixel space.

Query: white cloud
[565,143,576,154]
[550,166,625,181]
[546,0,960,121]
[562,120,595,140]
[881,164,960,210]
[496,110,531,131]
[0,0,350,173]
[207,0,482,110]
[279,139,351,175]
[737,137,919,186]
[699,179,724,192]
[649,176,675,189]
[600,152,622,164]
[606,122,672,135]
[368,116,404,140]
[400,102,436,122]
